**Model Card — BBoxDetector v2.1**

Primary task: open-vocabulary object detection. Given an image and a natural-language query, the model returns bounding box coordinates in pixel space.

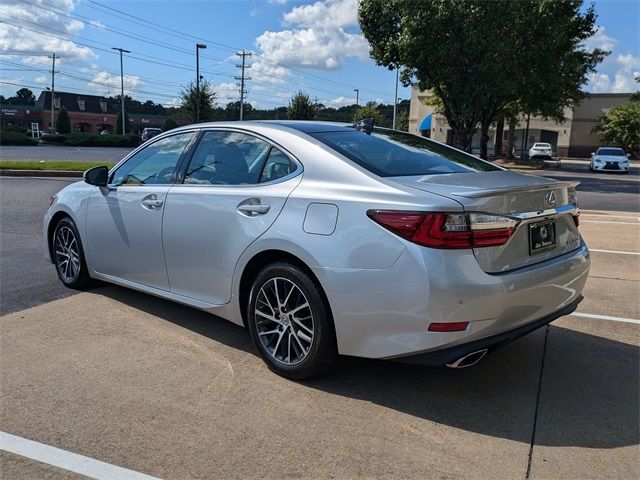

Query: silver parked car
[44,121,590,378]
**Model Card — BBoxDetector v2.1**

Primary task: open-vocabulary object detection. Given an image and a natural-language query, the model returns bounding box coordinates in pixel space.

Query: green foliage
[359,0,607,155]
[161,118,177,131]
[593,98,640,156]
[179,79,216,123]
[116,111,131,135]
[224,101,254,120]
[41,133,140,148]
[395,110,409,132]
[0,131,38,146]
[3,88,36,106]
[106,95,166,115]
[55,106,71,134]
[353,103,383,124]
[287,91,315,120]
[4,125,27,134]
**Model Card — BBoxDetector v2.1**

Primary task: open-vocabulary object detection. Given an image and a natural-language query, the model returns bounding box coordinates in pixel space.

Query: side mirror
[83,165,109,187]
[627,153,631,158]
[590,152,595,156]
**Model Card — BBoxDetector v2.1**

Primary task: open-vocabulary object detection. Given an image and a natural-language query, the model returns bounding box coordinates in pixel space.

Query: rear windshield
[597,148,625,156]
[310,128,499,177]
[534,143,550,147]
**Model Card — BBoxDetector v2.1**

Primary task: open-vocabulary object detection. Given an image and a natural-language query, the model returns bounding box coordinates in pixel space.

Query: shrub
[40,133,140,148]
[162,118,177,131]
[0,131,38,146]
[4,125,27,134]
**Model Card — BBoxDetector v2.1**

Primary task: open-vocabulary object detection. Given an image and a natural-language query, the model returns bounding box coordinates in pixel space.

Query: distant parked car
[529,143,553,160]
[590,147,630,174]
[141,127,162,142]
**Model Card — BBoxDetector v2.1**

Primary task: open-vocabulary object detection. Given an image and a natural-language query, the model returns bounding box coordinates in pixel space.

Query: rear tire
[52,217,93,290]
[247,262,337,379]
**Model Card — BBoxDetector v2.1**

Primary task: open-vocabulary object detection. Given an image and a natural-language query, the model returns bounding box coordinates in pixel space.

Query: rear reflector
[367,210,518,249]
[428,322,469,332]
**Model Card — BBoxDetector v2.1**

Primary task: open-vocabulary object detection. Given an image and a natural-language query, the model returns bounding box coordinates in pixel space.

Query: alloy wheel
[254,277,314,365]
[54,225,80,283]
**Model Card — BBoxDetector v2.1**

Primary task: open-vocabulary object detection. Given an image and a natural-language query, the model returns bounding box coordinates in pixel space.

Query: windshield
[310,128,499,177]
[534,143,550,148]
[597,148,625,156]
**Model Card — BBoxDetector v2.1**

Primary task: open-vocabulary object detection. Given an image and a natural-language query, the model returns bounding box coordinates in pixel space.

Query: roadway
[0,171,638,479]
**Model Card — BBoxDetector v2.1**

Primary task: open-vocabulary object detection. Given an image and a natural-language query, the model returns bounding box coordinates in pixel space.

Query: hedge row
[0,131,38,146]
[41,133,140,148]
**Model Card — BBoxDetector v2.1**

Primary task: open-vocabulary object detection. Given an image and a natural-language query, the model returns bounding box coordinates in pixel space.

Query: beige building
[409,86,632,158]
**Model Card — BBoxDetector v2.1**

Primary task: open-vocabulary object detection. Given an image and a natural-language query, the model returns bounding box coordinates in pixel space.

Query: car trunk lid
[387,171,581,273]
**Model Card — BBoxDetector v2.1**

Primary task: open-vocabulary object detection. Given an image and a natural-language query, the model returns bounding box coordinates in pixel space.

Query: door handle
[141,194,163,210]
[237,203,270,216]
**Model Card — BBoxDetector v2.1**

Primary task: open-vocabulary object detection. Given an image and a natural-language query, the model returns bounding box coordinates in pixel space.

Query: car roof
[177,120,355,134]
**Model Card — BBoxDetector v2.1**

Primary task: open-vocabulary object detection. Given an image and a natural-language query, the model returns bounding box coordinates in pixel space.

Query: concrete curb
[0,169,82,178]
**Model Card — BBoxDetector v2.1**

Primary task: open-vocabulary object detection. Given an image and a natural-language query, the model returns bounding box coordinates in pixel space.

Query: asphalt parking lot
[0,172,638,479]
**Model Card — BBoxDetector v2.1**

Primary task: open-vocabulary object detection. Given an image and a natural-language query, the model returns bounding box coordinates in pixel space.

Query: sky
[0,0,638,109]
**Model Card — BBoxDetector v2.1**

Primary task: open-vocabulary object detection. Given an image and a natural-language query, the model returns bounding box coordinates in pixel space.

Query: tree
[55,106,71,134]
[224,101,253,120]
[353,102,383,125]
[179,79,216,123]
[161,118,177,132]
[287,91,315,120]
[6,88,36,106]
[593,97,640,157]
[395,110,409,132]
[359,0,606,158]
[116,111,130,135]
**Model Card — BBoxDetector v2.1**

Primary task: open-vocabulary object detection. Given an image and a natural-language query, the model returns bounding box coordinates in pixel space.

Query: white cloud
[616,53,640,72]
[34,75,49,84]
[588,72,612,93]
[89,19,106,30]
[323,95,356,108]
[283,0,358,29]
[582,26,616,52]
[249,8,258,17]
[0,0,96,61]
[89,70,143,97]
[268,0,289,4]
[256,27,368,70]
[214,82,239,104]
[254,0,369,71]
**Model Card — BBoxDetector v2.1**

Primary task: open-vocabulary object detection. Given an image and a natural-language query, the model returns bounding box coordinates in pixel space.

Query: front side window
[184,131,271,185]
[111,132,195,185]
[311,128,500,177]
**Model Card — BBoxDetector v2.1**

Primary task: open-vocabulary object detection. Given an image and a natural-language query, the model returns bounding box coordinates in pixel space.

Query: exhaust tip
[446,348,488,369]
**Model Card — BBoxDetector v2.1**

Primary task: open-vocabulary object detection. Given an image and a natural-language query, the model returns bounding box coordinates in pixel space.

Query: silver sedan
[44,121,590,378]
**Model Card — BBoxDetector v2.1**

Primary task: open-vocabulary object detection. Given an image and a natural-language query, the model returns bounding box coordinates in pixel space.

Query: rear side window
[311,129,499,177]
[260,148,295,183]
[184,131,271,185]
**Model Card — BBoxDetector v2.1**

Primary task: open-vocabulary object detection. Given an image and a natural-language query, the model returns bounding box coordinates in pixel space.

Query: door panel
[162,176,301,304]
[85,186,171,289]
[84,131,196,289]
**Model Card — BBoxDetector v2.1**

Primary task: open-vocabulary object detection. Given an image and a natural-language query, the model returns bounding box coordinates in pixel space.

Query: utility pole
[48,53,59,133]
[235,50,252,121]
[354,88,359,108]
[392,67,399,130]
[313,96,319,119]
[196,43,207,122]
[112,47,130,135]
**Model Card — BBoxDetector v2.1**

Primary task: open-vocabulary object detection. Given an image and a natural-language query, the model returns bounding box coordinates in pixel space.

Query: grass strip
[0,161,116,171]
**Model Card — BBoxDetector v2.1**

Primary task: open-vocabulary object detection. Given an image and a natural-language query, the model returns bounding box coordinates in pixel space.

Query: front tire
[247,262,337,379]
[52,217,92,289]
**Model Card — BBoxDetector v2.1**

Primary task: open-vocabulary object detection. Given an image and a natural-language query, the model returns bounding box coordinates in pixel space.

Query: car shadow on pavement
[96,285,639,450]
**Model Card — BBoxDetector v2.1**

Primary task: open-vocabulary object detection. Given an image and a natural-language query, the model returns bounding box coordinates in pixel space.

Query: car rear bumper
[391,294,582,366]
[314,239,590,359]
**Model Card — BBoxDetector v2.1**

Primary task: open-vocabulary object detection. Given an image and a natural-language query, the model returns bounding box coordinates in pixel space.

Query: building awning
[418,113,432,131]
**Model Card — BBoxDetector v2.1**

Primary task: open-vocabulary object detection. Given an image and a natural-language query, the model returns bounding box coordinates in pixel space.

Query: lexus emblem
[544,191,557,208]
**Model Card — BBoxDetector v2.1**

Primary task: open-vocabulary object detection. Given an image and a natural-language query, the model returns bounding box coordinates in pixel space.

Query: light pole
[353,88,359,107]
[196,44,207,122]
[112,47,130,135]
[392,67,399,130]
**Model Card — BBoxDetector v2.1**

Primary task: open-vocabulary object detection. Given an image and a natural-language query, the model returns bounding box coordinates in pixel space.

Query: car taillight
[367,210,518,249]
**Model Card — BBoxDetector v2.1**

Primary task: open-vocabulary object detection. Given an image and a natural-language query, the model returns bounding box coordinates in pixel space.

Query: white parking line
[589,248,640,256]
[0,431,160,480]
[581,220,639,225]
[570,312,640,325]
